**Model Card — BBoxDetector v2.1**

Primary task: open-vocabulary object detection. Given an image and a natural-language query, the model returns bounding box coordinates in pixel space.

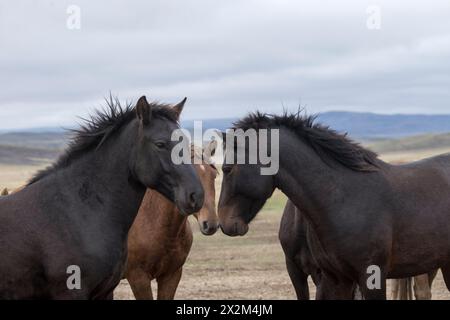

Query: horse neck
[62,120,146,233]
[143,190,188,238]
[275,128,361,231]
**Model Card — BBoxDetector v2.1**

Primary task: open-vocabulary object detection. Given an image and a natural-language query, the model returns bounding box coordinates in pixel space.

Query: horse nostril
[202,221,208,231]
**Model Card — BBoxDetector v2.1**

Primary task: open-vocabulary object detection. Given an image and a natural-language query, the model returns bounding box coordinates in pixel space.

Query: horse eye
[155,141,166,149]
[222,165,232,174]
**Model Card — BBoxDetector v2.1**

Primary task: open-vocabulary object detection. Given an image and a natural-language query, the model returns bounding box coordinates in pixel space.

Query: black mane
[28,96,178,185]
[233,111,379,172]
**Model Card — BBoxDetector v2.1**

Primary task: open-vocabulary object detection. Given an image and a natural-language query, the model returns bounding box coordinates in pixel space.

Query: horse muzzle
[219,219,249,236]
[176,187,204,216]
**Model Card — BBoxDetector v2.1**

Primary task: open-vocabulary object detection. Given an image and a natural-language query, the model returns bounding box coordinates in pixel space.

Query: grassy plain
[1,136,450,299]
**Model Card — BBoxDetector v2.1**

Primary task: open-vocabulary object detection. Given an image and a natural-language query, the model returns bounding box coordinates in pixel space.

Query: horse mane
[191,145,206,162]
[191,144,217,170]
[233,111,379,172]
[28,96,179,185]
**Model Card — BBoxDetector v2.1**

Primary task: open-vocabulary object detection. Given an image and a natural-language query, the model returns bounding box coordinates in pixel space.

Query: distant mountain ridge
[316,111,450,139]
[367,132,450,154]
[183,111,450,139]
[182,118,236,132]
[1,111,450,165]
[0,144,60,165]
[2,111,450,139]
[0,132,68,149]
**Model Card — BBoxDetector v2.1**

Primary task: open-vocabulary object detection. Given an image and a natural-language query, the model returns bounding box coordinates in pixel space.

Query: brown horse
[124,141,218,300]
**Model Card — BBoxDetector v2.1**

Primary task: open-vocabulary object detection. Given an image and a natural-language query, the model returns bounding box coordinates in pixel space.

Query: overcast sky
[1,0,450,130]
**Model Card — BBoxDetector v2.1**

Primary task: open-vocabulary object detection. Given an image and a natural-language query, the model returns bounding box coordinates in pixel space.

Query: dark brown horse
[218,111,450,299]
[0,96,204,299]
[125,142,218,300]
[279,199,322,300]
[280,199,438,300]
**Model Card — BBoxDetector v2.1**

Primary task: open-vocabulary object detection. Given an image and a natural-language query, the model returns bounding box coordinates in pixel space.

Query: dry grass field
[1,146,450,300]
[0,163,48,190]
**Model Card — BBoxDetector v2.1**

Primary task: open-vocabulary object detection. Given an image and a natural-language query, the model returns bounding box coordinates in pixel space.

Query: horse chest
[149,240,191,278]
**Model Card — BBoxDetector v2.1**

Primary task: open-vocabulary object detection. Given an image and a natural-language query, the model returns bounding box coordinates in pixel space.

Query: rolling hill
[367,132,450,154]
[0,132,66,165]
[5,111,450,139]
[0,144,60,165]
[182,111,450,139]
[0,132,68,149]
[317,111,450,139]
[2,111,450,165]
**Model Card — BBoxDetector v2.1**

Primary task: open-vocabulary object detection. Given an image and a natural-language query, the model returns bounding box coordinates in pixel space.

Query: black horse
[280,200,365,299]
[281,200,440,300]
[0,95,204,299]
[218,111,450,299]
[279,199,321,300]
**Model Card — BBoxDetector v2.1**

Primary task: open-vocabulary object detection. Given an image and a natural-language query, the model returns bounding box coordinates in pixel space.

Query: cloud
[1,0,450,129]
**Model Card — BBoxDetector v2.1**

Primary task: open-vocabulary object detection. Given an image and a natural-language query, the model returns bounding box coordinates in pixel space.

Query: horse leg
[358,271,387,300]
[428,269,438,287]
[406,277,413,300]
[413,274,432,300]
[126,268,153,300]
[105,291,114,300]
[390,279,400,299]
[285,258,310,300]
[353,285,364,300]
[157,268,182,300]
[96,289,115,300]
[315,273,354,300]
[440,265,450,292]
[392,278,412,300]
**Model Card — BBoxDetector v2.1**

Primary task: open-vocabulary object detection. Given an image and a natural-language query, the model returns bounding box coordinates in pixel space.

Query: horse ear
[205,139,217,157]
[172,97,187,120]
[136,96,152,126]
